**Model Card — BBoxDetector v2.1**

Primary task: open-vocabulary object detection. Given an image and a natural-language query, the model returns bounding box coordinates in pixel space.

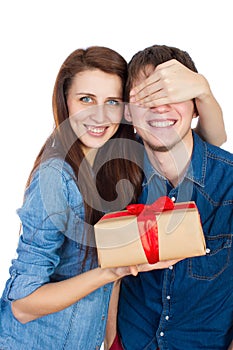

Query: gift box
[94,196,206,268]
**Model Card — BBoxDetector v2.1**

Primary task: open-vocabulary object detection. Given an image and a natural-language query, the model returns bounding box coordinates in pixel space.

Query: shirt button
[165,315,169,320]
[166,295,171,300]
[160,331,164,337]
[171,196,176,202]
[101,315,105,320]
[206,248,211,254]
[168,265,173,270]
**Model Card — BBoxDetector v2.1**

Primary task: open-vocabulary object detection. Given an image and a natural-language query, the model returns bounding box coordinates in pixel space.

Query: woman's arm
[10,163,138,324]
[193,76,226,145]
[129,59,226,146]
[12,266,138,324]
[12,260,179,324]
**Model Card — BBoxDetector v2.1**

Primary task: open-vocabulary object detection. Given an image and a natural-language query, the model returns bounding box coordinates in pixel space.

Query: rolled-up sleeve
[4,160,72,301]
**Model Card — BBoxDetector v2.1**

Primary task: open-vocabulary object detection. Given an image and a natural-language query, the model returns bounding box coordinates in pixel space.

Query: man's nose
[150,104,170,114]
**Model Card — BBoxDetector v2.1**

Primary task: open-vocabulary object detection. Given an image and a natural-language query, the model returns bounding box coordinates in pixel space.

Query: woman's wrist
[195,74,212,101]
[97,265,137,284]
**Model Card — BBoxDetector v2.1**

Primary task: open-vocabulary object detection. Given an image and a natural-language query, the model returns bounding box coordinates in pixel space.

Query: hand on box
[136,259,182,273]
[106,265,139,281]
[105,259,182,282]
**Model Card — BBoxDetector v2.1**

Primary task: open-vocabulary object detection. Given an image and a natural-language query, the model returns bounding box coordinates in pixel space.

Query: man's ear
[193,100,198,118]
[124,105,132,122]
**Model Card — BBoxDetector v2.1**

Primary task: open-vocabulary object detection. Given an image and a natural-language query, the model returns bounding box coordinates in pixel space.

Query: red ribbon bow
[102,196,174,264]
[126,196,174,216]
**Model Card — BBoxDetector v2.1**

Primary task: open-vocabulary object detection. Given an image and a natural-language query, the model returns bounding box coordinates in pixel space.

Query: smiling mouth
[85,124,109,135]
[148,120,176,128]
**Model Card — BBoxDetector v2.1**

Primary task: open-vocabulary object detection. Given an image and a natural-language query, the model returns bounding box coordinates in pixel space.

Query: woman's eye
[80,96,93,103]
[106,100,120,106]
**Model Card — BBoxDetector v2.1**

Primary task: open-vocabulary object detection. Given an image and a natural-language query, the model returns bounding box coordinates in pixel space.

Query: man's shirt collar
[143,132,207,188]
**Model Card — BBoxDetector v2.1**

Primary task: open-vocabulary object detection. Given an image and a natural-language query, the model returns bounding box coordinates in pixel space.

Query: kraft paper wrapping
[157,207,206,260]
[95,216,148,267]
[94,201,206,268]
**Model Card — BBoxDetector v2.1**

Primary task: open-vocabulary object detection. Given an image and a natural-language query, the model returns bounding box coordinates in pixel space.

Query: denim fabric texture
[118,133,233,350]
[0,158,112,349]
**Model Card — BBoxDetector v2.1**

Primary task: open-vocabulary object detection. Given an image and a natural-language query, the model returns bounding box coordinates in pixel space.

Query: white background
[0,0,232,296]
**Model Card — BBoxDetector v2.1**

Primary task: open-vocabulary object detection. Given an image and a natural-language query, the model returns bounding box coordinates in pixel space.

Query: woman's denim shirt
[0,158,112,350]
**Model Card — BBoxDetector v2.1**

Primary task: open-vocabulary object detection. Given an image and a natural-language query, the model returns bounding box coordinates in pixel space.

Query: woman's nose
[90,105,107,124]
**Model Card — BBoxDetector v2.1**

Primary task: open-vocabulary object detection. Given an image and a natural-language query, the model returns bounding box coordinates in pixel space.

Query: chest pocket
[188,234,232,280]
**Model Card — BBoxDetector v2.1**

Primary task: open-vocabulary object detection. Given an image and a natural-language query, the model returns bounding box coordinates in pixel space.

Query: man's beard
[145,142,171,152]
[144,129,190,153]
[145,139,179,153]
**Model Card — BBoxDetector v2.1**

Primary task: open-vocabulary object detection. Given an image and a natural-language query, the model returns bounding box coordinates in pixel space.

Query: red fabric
[109,333,124,350]
[109,334,160,350]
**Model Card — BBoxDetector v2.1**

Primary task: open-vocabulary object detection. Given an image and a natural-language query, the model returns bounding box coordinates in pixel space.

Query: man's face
[126,66,196,153]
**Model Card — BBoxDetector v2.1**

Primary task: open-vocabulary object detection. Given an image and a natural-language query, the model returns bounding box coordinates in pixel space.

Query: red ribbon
[101,196,176,264]
[101,198,196,264]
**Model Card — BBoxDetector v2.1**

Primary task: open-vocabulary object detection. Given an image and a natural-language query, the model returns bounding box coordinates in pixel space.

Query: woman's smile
[84,124,110,136]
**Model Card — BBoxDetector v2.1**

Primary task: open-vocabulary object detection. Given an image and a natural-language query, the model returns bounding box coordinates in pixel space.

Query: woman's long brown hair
[26,46,143,263]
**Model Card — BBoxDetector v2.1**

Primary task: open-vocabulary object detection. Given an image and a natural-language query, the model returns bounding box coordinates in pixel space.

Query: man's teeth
[149,120,175,127]
[86,126,106,133]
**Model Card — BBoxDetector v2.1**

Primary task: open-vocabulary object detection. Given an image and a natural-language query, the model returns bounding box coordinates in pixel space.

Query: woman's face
[67,69,123,153]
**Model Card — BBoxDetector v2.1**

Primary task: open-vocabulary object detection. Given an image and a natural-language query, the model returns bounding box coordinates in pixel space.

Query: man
[117,45,233,349]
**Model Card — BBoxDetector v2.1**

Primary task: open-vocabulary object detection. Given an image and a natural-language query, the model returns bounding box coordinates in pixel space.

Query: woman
[0,46,226,350]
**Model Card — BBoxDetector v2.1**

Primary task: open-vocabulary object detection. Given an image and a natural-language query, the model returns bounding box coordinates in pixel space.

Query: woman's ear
[124,105,132,122]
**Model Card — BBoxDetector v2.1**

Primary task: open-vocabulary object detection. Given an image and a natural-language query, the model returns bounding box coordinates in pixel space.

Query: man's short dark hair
[125,44,198,100]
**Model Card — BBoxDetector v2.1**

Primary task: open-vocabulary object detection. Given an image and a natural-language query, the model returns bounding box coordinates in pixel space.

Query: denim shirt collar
[142,132,207,188]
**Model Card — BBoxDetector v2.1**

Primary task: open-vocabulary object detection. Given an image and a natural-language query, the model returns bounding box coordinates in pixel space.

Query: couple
[0,44,232,350]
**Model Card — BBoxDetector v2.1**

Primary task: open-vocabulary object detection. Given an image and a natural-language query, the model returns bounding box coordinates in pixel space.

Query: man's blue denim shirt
[118,133,233,350]
[0,158,112,350]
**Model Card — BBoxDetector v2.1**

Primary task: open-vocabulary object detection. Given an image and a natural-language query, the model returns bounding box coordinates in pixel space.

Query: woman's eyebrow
[75,92,96,96]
